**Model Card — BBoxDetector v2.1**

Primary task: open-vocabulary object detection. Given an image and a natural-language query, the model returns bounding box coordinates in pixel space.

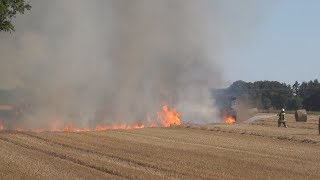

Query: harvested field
[1,113,320,179]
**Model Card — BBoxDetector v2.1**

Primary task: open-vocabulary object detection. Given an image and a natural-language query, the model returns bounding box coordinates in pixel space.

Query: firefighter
[278,108,287,128]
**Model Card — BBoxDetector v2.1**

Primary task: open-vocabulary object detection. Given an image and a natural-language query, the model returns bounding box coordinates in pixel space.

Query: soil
[1,113,320,179]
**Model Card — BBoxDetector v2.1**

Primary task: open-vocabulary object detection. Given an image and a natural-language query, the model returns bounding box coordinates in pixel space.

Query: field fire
[1,1,320,179]
[224,116,236,124]
[0,104,181,133]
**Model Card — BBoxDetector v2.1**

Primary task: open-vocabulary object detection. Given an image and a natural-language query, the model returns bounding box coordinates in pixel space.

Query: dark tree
[292,81,300,96]
[213,80,308,111]
[0,0,31,32]
[299,79,320,111]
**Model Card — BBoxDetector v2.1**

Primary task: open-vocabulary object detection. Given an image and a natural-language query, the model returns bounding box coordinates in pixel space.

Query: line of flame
[0,104,181,133]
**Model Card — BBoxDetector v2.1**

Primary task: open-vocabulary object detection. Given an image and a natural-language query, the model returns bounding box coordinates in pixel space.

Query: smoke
[0,0,271,128]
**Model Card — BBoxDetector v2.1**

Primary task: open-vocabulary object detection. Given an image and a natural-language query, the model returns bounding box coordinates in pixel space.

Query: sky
[225,0,320,85]
[1,0,319,89]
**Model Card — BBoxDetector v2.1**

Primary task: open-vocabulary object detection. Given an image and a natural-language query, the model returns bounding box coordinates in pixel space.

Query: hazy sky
[1,0,319,88]
[225,0,320,85]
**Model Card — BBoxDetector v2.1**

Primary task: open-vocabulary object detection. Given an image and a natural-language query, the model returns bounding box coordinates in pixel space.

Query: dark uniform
[278,110,287,128]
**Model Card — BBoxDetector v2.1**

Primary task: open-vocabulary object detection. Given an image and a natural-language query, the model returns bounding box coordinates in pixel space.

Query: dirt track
[1,114,320,179]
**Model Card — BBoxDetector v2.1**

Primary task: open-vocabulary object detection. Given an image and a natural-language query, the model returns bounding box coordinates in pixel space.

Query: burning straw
[0,0,272,129]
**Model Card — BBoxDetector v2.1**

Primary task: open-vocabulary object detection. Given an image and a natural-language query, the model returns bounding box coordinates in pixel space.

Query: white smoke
[0,0,271,128]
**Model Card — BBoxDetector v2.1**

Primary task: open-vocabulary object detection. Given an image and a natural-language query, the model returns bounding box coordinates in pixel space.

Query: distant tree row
[214,79,320,111]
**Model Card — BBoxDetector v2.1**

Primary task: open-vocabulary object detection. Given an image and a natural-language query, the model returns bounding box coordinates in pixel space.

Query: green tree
[299,79,320,111]
[214,79,320,112]
[287,97,303,110]
[0,0,31,32]
[261,96,272,109]
[292,81,300,96]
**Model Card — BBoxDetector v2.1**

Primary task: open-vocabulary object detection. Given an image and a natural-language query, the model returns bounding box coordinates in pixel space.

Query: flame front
[95,123,145,132]
[63,124,90,133]
[157,104,181,127]
[0,103,181,133]
[224,116,235,124]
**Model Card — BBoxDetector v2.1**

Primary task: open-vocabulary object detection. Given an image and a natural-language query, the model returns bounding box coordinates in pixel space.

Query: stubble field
[1,113,320,179]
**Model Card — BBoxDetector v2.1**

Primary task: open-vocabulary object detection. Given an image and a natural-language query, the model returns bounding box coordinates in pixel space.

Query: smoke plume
[0,0,269,129]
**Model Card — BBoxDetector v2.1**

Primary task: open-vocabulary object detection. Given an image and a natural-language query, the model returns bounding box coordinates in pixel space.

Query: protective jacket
[278,112,286,122]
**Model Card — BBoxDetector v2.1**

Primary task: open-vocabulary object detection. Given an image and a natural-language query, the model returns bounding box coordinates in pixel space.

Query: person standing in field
[278,109,287,128]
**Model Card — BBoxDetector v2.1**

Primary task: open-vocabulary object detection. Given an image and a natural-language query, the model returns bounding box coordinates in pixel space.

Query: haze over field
[0,0,272,128]
[1,1,320,179]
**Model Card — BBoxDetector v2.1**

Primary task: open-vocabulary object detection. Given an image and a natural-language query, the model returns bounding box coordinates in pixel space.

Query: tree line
[214,79,320,111]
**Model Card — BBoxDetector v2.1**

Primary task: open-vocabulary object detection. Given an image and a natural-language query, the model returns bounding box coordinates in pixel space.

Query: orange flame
[8,103,182,133]
[95,123,145,132]
[146,114,158,128]
[0,123,3,131]
[157,104,181,127]
[224,116,235,124]
[63,124,90,133]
